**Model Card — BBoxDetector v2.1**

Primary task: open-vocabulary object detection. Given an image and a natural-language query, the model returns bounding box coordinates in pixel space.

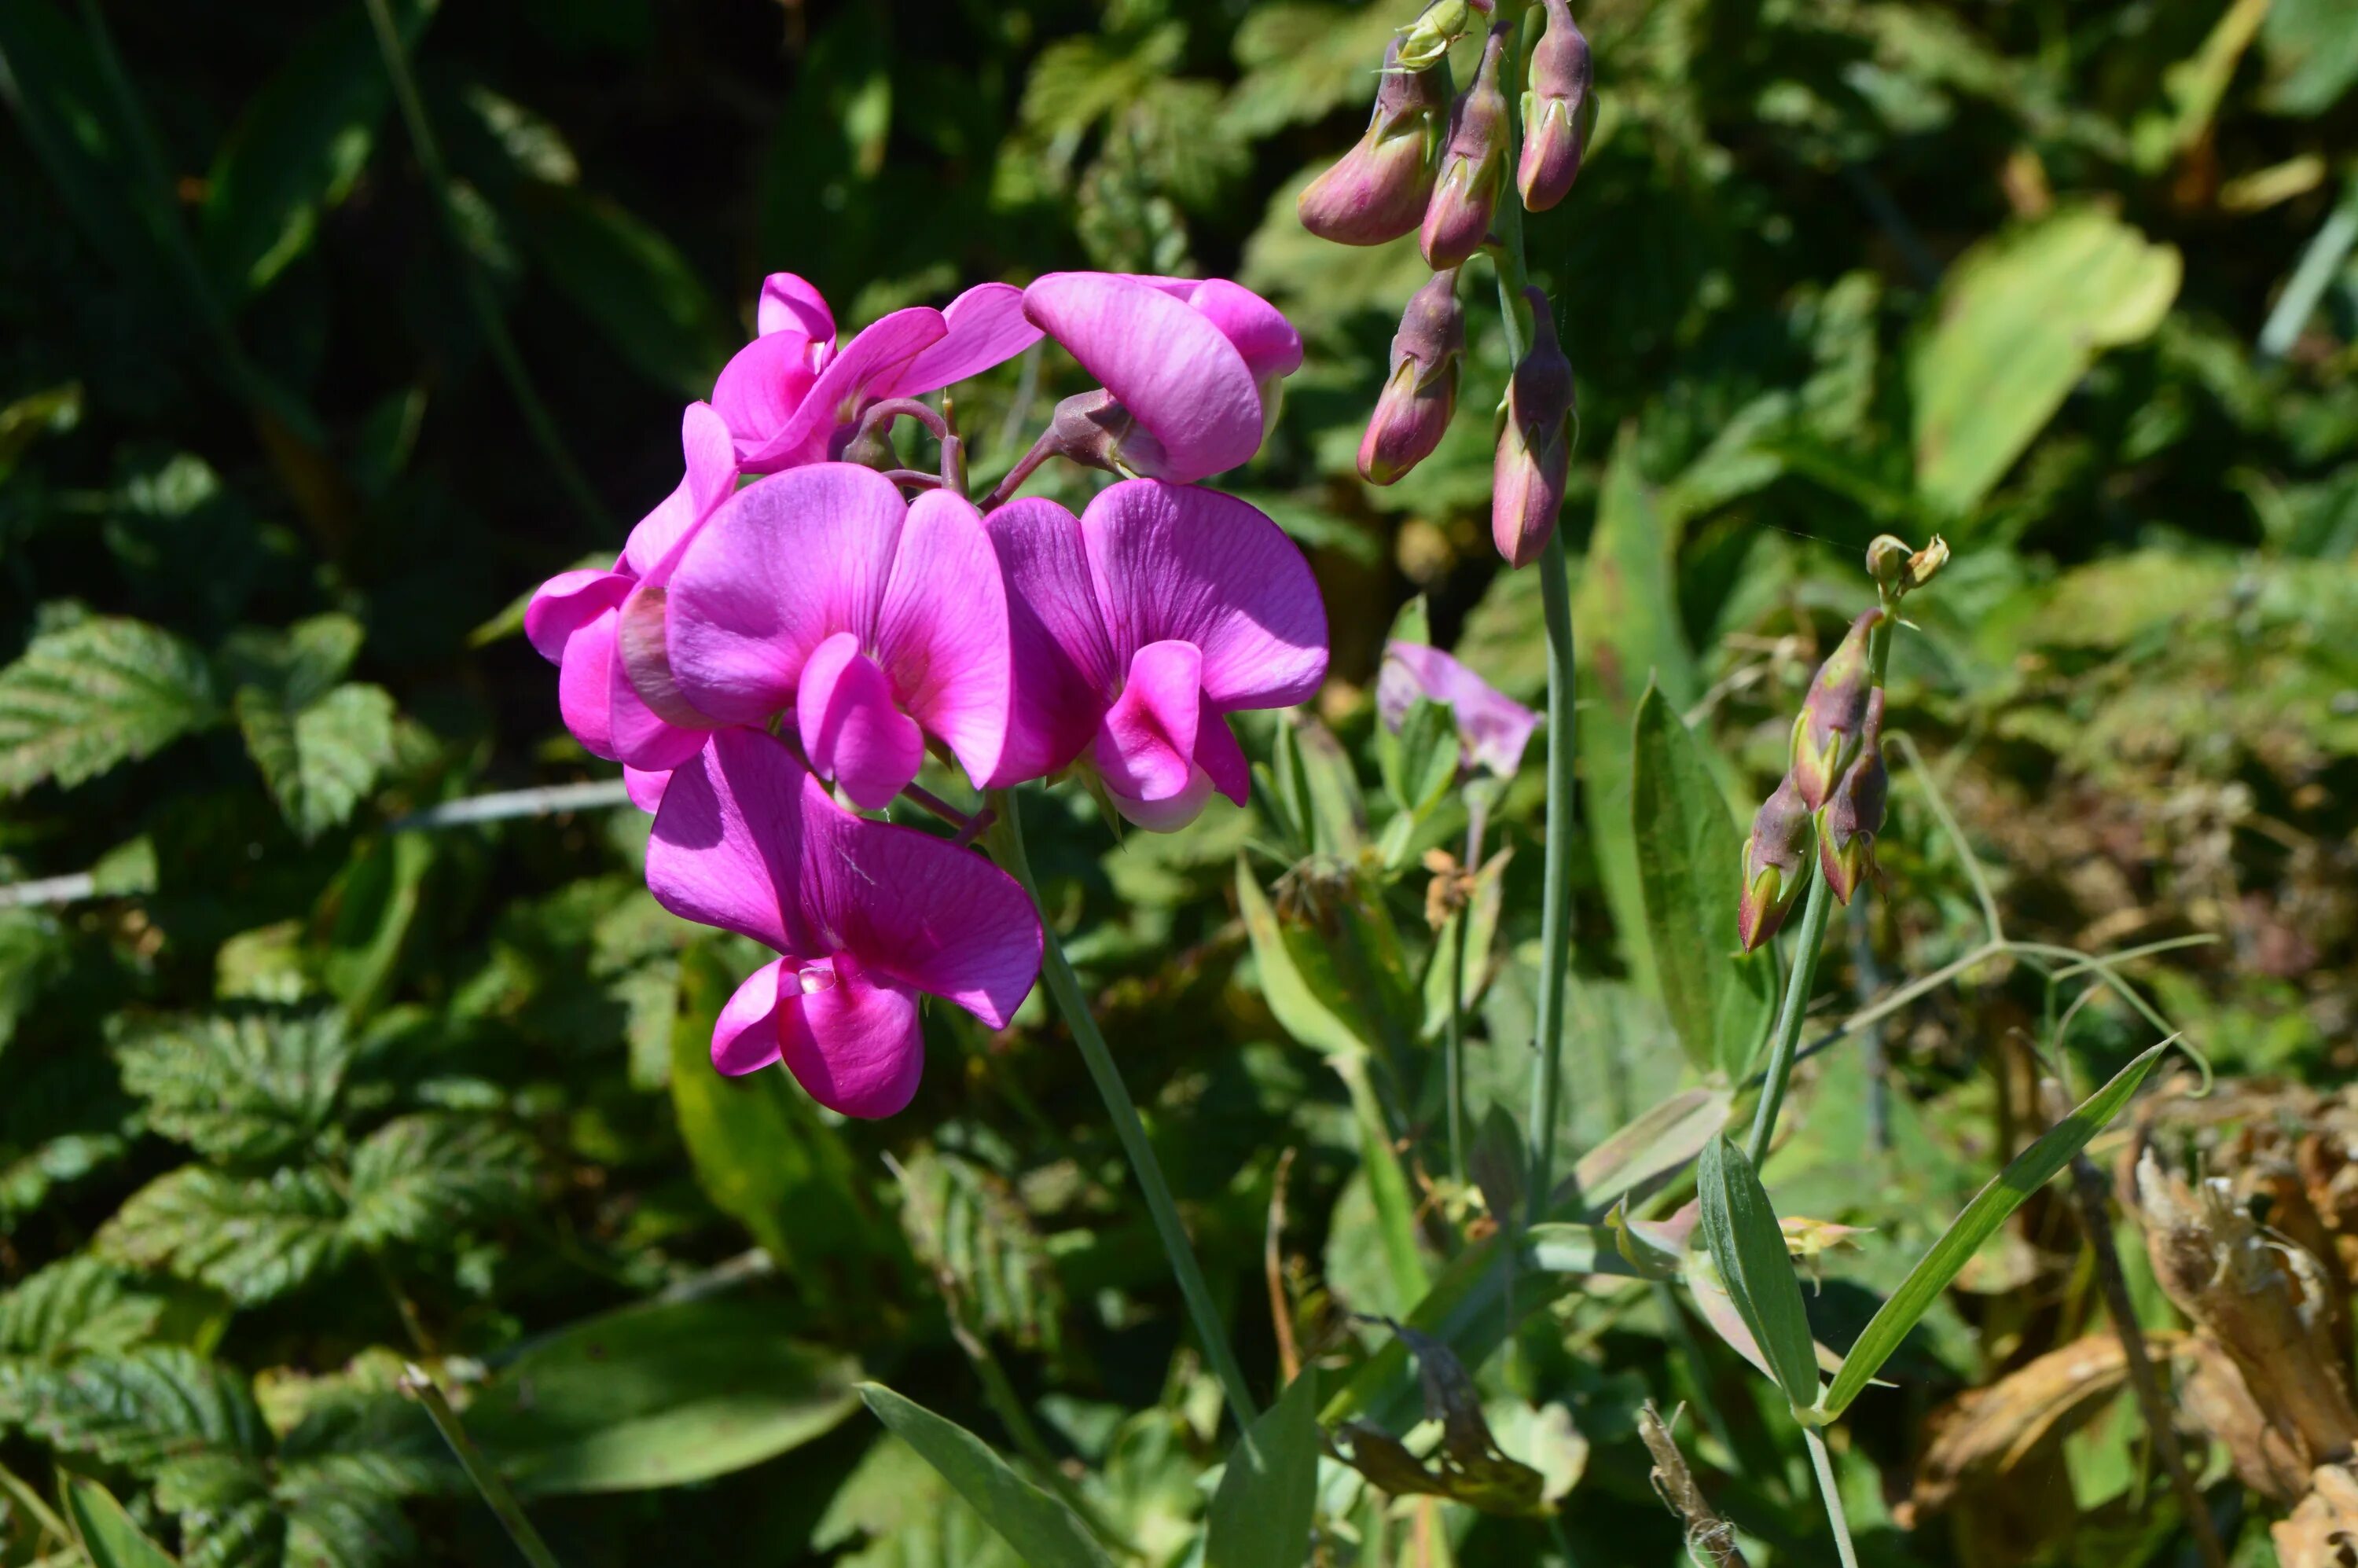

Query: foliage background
[2,0,2356,1562]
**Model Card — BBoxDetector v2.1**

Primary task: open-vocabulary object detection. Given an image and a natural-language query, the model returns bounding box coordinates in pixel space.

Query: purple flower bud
[1298,38,1452,247]
[1738,773,1815,953]
[1816,689,1888,904]
[1359,268,1465,484]
[1517,0,1595,213]
[1419,24,1511,270]
[1788,608,1886,809]
[1492,288,1574,568]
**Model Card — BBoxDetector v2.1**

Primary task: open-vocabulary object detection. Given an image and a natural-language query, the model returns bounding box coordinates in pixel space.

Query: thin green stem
[360,0,609,537]
[1745,872,1835,1166]
[399,1365,564,1568]
[0,1460,68,1548]
[1526,533,1578,1220]
[1802,1427,1862,1568]
[1444,794,1487,1184]
[986,792,1259,1431]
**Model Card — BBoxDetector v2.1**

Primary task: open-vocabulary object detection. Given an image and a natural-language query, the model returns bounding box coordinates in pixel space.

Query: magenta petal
[876,489,1012,788]
[526,569,629,664]
[623,766,670,813]
[878,283,1041,398]
[645,729,806,953]
[737,307,946,472]
[1195,702,1251,806]
[711,331,824,463]
[986,498,1118,785]
[667,463,909,727]
[798,630,926,810]
[1081,480,1328,711]
[712,958,788,1075]
[623,403,739,578]
[1023,274,1264,483]
[1094,640,1203,804]
[782,960,924,1118]
[1185,279,1303,387]
[1381,641,1539,777]
[757,273,836,343]
[797,798,1041,1029]
[608,666,710,774]
[556,610,623,759]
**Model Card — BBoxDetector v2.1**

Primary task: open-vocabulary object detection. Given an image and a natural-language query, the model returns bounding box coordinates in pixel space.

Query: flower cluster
[525,272,1327,1114]
[1298,0,1593,568]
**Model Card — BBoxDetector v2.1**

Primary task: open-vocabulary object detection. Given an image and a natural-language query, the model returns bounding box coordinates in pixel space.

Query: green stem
[986,792,1259,1431]
[400,1365,564,1568]
[1526,534,1578,1220]
[0,1460,68,1548]
[1745,872,1834,1166]
[1444,795,1487,1184]
[1802,1427,1862,1568]
[360,0,609,537]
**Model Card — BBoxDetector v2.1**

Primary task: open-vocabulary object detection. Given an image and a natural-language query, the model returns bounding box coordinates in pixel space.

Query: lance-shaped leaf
[1205,1373,1320,1568]
[857,1383,1111,1568]
[1696,1135,1820,1411]
[1818,1043,2169,1419]
[66,1476,178,1568]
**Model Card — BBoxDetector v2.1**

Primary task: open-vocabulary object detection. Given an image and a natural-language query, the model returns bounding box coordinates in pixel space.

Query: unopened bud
[1394,0,1473,73]
[1360,269,1465,483]
[1491,288,1574,568]
[1788,607,1884,809]
[1737,773,1814,952]
[1039,387,1151,478]
[1299,38,1452,246]
[1817,689,1887,904]
[1516,0,1595,212]
[1419,23,1511,270]
[1866,531,1951,597]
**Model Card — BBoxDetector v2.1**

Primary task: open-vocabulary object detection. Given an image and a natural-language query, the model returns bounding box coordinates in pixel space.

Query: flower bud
[1419,23,1511,270]
[1491,288,1574,568]
[1737,773,1814,952]
[1787,607,1884,809]
[1816,689,1886,904]
[1299,39,1453,246]
[1394,0,1474,73]
[1516,0,1595,212]
[1359,268,1465,483]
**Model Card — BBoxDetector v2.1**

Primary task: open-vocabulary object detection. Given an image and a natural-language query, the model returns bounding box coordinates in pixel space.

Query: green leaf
[1235,859,1372,1059]
[68,1475,180,1568]
[856,1383,1113,1568]
[197,0,435,299]
[1224,4,1402,136]
[2262,0,2358,115]
[467,1296,861,1494]
[1339,1053,1431,1309]
[1912,207,2181,518]
[12,1347,267,1469]
[1629,685,1776,1078]
[1204,1372,1320,1568]
[343,1113,531,1247]
[893,1147,1059,1351]
[317,832,434,1015]
[1696,1136,1819,1410]
[512,182,733,398]
[0,1257,167,1357]
[1377,694,1460,821]
[1420,848,1508,1042]
[98,1166,347,1305]
[115,1010,353,1162]
[1819,1044,2168,1419]
[237,682,398,842]
[0,617,217,793]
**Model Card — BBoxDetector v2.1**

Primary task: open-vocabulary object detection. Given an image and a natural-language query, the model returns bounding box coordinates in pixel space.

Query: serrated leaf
[116,1010,353,1162]
[1225,5,1401,136]
[0,617,217,793]
[237,682,398,842]
[1630,685,1776,1078]
[1819,1044,2168,1419]
[1696,1136,1819,1409]
[1205,1372,1320,1568]
[0,1257,167,1357]
[99,1166,347,1305]
[343,1113,531,1247]
[857,1383,1112,1568]
[894,1146,1060,1352]
[68,1476,180,1568]
[13,1347,267,1469]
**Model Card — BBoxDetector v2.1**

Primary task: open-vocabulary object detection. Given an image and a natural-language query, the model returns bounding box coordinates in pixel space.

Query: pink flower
[524,402,739,803]
[712,273,1041,473]
[1376,641,1538,778]
[648,729,1041,1117]
[1021,274,1302,484]
[661,462,1015,810]
[988,480,1328,831]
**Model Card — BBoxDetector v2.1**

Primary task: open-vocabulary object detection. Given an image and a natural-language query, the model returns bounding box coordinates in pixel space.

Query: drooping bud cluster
[1361,268,1466,483]
[1517,0,1593,212]
[1493,288,1575,567]
[1733,534,1946,949]
[1420,24,1512,270]
[1298,38,1453,246]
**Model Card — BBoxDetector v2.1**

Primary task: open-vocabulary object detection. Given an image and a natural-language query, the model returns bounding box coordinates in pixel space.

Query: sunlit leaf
[856,1383,1112,1568]
[1696,1135,1819,1409]
[1205,1372,1320,1568]
[0,618,218,794]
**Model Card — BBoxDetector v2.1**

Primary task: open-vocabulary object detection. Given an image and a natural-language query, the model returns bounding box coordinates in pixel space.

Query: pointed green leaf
[237,682,398,842]
[0,618,217,794]
[1819,1043,2169,1418]
[1205,1372,1320,1568]
[857,1383,1113,1568]
[67,1476,179,1568]
[1235,860,1370,1059]
[97,1166,347,1305]
[1629,685,1776,1078]
[344,1113,531,1247]
[1696,1135,1819,1409]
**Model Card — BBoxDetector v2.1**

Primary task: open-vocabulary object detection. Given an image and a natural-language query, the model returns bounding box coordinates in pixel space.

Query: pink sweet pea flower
[1021,274,1302,484]
[988,480,1328,831]
[1377,641,1540,779]
[648,728,1041,1118]
[663,462,1015,810]
[524,402,739,805]
[712,273,1041,473]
